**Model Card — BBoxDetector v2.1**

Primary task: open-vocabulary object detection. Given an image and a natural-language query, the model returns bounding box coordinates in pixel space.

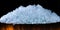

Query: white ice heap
[0,5,60,24]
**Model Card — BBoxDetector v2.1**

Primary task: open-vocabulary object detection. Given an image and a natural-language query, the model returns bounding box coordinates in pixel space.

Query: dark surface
[0,22,60,28]
[0,0,60,18]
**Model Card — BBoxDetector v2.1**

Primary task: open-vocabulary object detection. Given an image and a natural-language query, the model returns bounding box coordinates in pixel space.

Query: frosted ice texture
[0,5,60,25]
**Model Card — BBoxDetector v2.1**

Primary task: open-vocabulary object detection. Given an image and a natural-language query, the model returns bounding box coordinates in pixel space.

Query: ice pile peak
[0,4,60,25]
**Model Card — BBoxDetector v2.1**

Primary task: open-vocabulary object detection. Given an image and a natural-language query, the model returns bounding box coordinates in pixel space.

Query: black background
[0,0,60,18]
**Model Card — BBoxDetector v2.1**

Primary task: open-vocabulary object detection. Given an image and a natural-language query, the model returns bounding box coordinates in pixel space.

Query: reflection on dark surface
[0,22,60,30]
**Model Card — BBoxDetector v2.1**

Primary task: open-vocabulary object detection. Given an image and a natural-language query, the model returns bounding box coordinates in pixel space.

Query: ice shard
[0,4,60,25]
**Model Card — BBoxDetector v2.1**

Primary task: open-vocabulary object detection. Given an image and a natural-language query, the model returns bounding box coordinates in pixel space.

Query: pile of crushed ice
[0,5,60,25]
